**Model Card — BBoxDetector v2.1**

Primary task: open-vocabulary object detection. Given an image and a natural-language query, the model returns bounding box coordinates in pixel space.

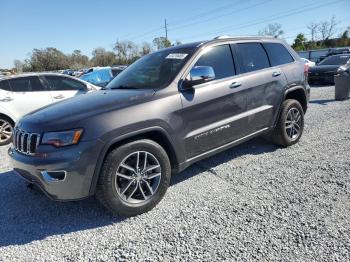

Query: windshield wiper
[109,85,140,90]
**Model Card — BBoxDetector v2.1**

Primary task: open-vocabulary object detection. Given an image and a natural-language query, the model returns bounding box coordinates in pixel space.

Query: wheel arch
[0,113,15,126]
[284,87,308,113]
[89,127,181,195]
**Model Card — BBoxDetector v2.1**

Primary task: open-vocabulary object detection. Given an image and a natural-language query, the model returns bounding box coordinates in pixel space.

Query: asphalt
[0,85,349,261]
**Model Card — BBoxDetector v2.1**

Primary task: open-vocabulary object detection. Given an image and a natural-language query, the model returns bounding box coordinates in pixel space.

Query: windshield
[106,47,195,89]
[319,55,350,65]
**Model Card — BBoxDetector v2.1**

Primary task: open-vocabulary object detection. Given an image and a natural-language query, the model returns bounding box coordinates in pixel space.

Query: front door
[179,44,250,158]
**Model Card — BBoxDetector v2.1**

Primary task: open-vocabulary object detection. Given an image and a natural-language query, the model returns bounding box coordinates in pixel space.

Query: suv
[9,37,310,217]
[0,73,98,145]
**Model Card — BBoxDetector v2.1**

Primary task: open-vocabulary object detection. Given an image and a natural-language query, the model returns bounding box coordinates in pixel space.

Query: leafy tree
[152,37,171,50]
[114,40,140,64]
[292,33,307,51]
[140,42,152,56]
[13,59,24,73]
[90,47,116,67]
[258,23,284,38]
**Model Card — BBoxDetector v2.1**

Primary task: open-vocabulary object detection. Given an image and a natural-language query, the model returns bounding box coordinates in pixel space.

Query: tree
[91,47,116,67]
[318,15,338,43]
[292,33,307,51]
[69,50,89,69]
[152,37,171,50]
[258,23,284,38]
[114,40,139,64]
[22,47,69,72]
[13,59,24,73]
[307,22,319,49]
[140,42,152,56]
[337,29,350,47]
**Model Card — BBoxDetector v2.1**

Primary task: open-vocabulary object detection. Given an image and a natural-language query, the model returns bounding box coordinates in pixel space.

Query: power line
[178,0,346,41]
[121,0,253,41]
[168,0,273,32]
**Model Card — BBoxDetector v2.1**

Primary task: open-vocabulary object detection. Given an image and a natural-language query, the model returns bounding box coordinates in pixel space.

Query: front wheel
[271,99,304,147]
[0,117,14,146]
[96,139,171,217]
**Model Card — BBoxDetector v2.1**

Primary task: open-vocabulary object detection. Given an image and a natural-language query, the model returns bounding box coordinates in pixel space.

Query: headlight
[41,129,83,147]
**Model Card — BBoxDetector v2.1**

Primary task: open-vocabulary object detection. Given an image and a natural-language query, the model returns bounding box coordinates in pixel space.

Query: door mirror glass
[183,66,215,89]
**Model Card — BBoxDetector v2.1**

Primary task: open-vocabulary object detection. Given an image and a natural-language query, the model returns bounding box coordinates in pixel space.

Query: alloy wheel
[115,151,162,204]
[0,119,13,144]
[285,107,302,141]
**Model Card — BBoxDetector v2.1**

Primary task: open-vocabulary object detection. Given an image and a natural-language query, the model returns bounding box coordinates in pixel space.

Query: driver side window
[194,45,236,80]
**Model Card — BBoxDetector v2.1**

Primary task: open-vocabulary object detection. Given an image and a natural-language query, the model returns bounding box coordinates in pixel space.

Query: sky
[0,0,349,68]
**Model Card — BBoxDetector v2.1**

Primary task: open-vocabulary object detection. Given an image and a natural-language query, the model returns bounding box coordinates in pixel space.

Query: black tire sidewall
[98,139,171,217]
[0,117,13,146]
[279,100,304,146]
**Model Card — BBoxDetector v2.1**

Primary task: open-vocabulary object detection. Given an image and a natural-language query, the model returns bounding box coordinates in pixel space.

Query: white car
[301,58,316,67]
[0,73,98,145]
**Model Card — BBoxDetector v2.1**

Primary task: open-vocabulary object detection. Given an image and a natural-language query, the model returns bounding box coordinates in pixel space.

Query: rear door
[6,76,53,119]
[263,42,302,88]
[42,75,88,102]
[180,44,250,158]
[232,42,287,133]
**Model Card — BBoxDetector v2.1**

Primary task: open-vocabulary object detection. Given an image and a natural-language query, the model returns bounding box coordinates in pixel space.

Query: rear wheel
[96,139,171,217]
[271,99,304,147]
[0,117,13,146]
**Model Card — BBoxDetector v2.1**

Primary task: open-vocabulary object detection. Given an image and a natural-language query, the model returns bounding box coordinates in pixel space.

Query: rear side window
[264,43,294,66]
[194,45,235,80]
[0,80,11,91]
[45,75,86,91]
[8,76,46,92]
[234,43,270,73]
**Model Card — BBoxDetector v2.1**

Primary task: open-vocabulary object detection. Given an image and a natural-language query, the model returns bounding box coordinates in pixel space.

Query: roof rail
[213,35,275,40]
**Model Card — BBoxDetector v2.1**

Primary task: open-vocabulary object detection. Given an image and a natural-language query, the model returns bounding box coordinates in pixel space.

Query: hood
[309,65,339,73]
[18,89,155,131]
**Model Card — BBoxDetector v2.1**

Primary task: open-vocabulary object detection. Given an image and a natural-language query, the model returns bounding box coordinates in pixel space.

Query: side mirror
[182,66,215,89]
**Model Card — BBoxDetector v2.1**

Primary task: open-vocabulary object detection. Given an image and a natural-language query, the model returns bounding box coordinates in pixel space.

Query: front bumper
[8,140,104,201]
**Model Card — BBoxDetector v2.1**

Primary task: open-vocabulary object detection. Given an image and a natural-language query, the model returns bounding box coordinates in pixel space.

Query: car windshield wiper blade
[109,85,140,90]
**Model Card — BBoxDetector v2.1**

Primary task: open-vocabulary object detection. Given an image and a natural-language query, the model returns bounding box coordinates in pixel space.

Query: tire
[0,116,14,146]
[96,139,171,217]
[271,99,304,147]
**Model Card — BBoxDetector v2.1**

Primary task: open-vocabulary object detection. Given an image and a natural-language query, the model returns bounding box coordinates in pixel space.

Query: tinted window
[264,43,294,66]
[0,80,11,91]
[45,76,86,91]
[194,45,235,80]
[319,55,350,66]
[9,76,46,92]
[111,69,123,77]
[235,43,270,73]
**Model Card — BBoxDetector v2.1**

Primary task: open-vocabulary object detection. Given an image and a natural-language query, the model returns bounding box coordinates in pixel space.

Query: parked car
[301,58,315,67]
[9,37,309,217]
[79,66,126,87]
[0,73,98,145]
[308,54,350,84]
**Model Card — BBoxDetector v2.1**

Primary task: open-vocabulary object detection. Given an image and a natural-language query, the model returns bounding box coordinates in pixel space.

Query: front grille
[13,129,41,155]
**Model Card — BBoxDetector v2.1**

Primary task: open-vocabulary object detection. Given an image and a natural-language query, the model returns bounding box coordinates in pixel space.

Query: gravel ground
[0,85,349,261]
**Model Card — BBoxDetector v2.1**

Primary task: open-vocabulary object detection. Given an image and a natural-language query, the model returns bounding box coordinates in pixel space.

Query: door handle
[230,82,242,88]
[53,94,64,99]
[272,72,281,77]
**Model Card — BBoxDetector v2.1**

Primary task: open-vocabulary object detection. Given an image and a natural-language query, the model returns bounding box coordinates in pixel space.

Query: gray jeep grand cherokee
[9,36,310,217]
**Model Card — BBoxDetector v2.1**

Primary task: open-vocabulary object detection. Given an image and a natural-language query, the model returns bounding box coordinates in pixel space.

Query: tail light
[304,64,309,80]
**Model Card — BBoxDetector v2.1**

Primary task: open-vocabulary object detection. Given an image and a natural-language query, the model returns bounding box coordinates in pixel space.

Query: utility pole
[164,19,168,40]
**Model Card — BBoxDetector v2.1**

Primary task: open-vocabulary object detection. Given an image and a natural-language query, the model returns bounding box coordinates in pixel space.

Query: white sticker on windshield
[166,53,188,59]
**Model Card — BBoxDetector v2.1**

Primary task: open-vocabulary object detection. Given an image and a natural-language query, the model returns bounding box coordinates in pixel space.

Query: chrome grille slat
[13,128,40,155]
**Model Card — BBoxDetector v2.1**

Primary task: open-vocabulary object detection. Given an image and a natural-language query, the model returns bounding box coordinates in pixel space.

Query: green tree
[23,47,69,72]
[152,37,171,50]
[292,33,307,51]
